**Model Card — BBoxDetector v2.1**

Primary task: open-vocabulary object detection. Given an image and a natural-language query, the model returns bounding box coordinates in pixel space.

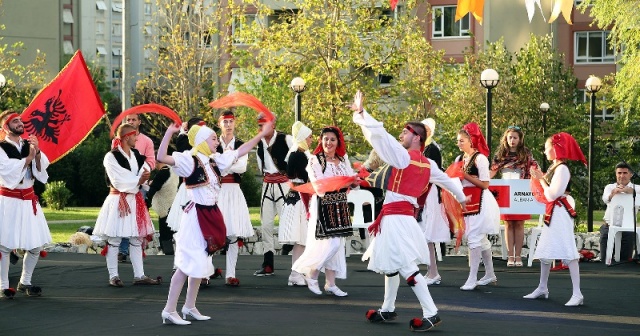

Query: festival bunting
[20,51,105,163]
[456,0,485,25]
[549,0,573,24]
[525,0,546,22]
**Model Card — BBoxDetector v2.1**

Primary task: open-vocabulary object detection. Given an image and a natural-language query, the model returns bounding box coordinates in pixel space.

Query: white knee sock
[400,265,438,318]
[291,244,304,272]
[226,242,239,279]
[106,238,121,279]
[538,261,551,290]
[381,274,400,312]
[566,259,582,297]
[129,237,145,279]
[465,247,482,285]
[20,247,41,285]
[163,268,187,313]
[0,247,10,290]
[184,275,202,309]
[480,248,495,279]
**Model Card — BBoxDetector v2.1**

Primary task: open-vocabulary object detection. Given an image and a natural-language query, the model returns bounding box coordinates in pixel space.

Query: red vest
[387,150,431,198]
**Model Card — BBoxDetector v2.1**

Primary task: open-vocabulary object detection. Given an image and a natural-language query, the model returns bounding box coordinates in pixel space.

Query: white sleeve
[475,154,490,181]
[212,150,239,173]
[429,159,466,203]
[602,183,615,204]
[104,153,141,193]
[0,149,28,189]
[544,164,570,201]
[222,153,248,176]
[352,109,410,169]
[31,152,50,184]
[171,151,196,178]
[306,155,327,197]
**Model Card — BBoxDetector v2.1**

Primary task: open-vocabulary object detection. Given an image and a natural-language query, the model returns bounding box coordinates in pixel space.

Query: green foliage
[42,181,73,210]
[240,154,263,207]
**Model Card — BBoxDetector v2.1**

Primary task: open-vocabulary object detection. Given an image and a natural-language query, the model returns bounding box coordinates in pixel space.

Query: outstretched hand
[350,90,364,113]
[166,123,181,135]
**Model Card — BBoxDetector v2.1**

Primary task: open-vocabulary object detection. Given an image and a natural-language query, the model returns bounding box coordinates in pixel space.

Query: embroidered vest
[0,140,30,159]
[184,156,221,189]
[544,162,572,193]
[257,132,289,174]
[366,150,431,198]
[217,138,245,183]
[105,148,146,188]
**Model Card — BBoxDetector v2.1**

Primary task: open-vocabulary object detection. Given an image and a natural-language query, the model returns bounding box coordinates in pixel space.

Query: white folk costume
[94,143,156,283]
[355,110,466,324]
[255,125,294,275]
[148,165,179,255]
[457,122,500,291]
[0,133,51,296]
[216,132,252,284]
[525,132,585,306]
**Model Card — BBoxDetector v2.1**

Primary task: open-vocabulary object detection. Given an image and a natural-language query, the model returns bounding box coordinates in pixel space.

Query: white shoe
[565,294,584,306]
[162,311,191,325]
[305,278,322,295]
[424,275,441,285]
[324,285,348,297]
[523,288,549,300]
[460,282,477,291]
[181,307,211,321]
[288,273,306,287]
[476,275,497,286]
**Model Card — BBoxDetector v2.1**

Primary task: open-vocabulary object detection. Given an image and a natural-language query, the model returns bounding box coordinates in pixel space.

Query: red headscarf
[462,122,490,157]
[313,126,346,157]
[551,132,587,166]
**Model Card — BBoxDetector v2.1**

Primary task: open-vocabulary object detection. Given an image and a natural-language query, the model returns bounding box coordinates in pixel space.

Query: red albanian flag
[21,51,105,163]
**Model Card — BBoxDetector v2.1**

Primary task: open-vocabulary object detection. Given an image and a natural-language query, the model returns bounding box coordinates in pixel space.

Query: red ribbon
[0,186,38,215]
[368,201,415,236]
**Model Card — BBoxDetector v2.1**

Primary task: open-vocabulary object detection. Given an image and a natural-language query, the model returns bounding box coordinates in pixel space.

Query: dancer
[94,124,160,287]
[351,92,466,331]
[216,110,253,286]
[293,126,355,297]
[419,118,449,285]
[254,115,293,276]
[456,123,500,290]
[157,119,273,325]
[525,133,585,306]
[279,121,313,287]
[491,126,538,267]
[0,111,51,298]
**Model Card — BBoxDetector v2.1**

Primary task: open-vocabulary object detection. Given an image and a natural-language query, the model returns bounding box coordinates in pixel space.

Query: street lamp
[480,69,500,152]
[539,102,550,171]
[585,75,602,232]
[290,77,306,122]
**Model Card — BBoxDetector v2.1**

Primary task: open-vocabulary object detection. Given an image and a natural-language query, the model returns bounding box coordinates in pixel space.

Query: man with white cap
[0,110,51,298]
[254,115,294,276]
[279,121,313,286]
[157,118,273,325]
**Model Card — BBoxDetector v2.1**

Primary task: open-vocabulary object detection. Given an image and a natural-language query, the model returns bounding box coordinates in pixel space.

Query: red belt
[109,188,153,241]
[0,186,38,215]
[263,173,288,184]
[544,195,577,226]
[368,201,415,236]
[220,175,236,184]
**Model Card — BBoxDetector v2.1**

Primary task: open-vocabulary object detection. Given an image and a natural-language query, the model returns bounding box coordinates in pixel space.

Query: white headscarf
[421,118,436,146]
[285,121,312,162]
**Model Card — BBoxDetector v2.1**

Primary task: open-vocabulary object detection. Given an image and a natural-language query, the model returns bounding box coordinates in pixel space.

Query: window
[63,9,74,24]
[232,14,256,45]
[96,1,107,11]
[63,41,74,55]
[112,68,121,79]
[112,48,122,56]
[144,26,152,35]
[144,3,152,15]
[268,9,299,27]
[112,23,122,36]
[144,48,152,59]
[201,31,213,48]
[96,46,107,55]
[379,6,401,27]
[112,2,123,13]
[432,6,470,38]
[96,22,104,35]
[575,31,614,63]
[578,89,616,120]
[362,65,394,87]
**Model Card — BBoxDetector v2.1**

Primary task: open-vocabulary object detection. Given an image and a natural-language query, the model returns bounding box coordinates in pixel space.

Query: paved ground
[1,253,639,336]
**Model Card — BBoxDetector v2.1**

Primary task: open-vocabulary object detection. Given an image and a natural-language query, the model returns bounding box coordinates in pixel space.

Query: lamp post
[480,69,500,152]
[585,75,602,232]
[539,102,550,171]
[290,77,306,122]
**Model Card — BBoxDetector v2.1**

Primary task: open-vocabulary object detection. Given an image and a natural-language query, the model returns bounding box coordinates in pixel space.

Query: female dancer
[157,120,272,325]
[525,133,585,306]
[279,121,313,287]
[420,118,448,285]
[293,126,355,297]
[490,126,538,267]
[456,123,500,290]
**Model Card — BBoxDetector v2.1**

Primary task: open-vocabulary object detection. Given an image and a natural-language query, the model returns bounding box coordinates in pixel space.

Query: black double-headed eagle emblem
[23,89,71,144]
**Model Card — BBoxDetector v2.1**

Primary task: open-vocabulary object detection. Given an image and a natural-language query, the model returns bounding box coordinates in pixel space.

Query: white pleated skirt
[167,184,188,232]
[421,187,451,243]
[362,214,431,274]
[0,197,51,250]
[174,207,215,278]
[464,189,501,238]
[279,196,308,246]
[94,194,155,238]
[534,195,580,261]
[217,183,254,238]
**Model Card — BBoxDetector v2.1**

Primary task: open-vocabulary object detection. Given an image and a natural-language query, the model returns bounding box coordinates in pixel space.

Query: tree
[228,0,444,155]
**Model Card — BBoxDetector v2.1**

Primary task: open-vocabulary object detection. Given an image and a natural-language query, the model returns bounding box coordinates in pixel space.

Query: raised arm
[157,123,181,166]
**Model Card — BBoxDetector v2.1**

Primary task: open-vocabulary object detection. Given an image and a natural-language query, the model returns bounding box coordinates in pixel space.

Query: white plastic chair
[604,193,640,265]
[498,225,508,260]
[346,189,375,257]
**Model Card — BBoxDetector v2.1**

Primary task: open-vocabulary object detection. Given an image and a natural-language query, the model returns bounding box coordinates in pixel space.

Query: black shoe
[253,266,274,276]
[366,309,398,323]
[1,288,16,299]
[16,283,42,297]
[9,251,19,265]
[117,253,127,263]
[409,315,441,332]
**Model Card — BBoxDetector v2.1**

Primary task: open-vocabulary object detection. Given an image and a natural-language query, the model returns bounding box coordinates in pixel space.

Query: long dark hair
[495,126,528,164]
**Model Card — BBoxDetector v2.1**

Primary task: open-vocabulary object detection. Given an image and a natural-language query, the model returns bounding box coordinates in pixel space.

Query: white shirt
[0,137,50,189]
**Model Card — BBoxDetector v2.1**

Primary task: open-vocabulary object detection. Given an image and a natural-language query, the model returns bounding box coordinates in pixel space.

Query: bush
[240,153,264,207]
[42,181,73,210]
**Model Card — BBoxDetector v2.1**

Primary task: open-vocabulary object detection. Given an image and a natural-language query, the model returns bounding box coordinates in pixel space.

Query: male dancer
[94,124,160,287]
[254,115,293,276]
[0,111,51,298]
[351,92,466,331]
[216,110,254,286]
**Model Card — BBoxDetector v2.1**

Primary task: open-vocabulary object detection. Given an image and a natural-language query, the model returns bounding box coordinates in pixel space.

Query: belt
[0,186,38,215]
[263,173,288,184]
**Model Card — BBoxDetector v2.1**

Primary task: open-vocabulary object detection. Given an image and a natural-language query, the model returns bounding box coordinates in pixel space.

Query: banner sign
[488,179,545,215]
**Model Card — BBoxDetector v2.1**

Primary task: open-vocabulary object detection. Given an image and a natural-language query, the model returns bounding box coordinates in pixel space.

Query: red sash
[0,186,38,215]
[543,196,577,226]
[220,175,236,184]
[263,173,288,184]
[462,187,482,216]
[368,201,415,236]
[109,189,153,241]
[194,203,227,255]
